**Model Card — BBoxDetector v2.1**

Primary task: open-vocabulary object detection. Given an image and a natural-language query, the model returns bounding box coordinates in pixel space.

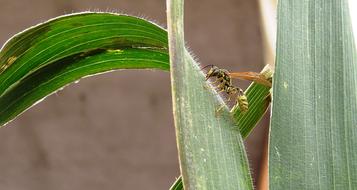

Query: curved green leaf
[270,0,357,189]
[0,12,169,126]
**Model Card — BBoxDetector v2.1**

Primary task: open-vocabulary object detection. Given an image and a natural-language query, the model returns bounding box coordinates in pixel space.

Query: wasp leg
[203,83,222,93]
[230,88,249,114]
[203,84,216,92]
[215,104,225,117]
[210,78,223,85]
[217,85,228,93]
[227,94,234,102]
[264,93,272,102]
[212,86,222,92]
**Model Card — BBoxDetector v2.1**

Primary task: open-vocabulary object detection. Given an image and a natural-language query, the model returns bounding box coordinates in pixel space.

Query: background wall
[0,0,268,189]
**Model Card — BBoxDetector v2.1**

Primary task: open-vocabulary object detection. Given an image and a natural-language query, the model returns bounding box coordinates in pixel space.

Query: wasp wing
[229,72,272,87]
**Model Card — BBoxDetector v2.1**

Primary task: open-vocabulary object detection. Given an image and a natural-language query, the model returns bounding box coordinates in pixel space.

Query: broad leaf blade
[0,12,169,126]
[167,0,253,189]
[270,0,357,189]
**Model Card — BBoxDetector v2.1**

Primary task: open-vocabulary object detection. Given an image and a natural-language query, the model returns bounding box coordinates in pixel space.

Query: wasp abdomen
[237,95,249,113]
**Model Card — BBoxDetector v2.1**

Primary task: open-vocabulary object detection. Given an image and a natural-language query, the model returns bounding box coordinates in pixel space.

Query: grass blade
[167,0,254,189]
[0,12,169,126]
[270,0,357,189]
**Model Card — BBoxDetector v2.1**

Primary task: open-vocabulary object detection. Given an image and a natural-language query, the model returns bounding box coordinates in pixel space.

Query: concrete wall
[0,0,268,189]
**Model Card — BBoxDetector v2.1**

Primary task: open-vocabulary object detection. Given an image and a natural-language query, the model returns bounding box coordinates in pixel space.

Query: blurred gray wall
[0,0,268,189]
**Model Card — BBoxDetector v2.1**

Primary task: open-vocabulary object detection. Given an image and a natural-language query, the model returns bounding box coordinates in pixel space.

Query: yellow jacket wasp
[202,65,271,113]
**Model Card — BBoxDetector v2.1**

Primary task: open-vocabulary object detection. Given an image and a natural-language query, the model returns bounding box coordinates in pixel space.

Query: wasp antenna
[200,64,214,70]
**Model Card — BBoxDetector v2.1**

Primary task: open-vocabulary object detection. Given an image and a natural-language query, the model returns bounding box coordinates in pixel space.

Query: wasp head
[205,65,220,80]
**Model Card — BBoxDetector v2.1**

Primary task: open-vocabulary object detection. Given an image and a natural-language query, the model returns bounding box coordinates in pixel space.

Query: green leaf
[0,12,169,126]
[270,0,357,189]
[166,0,254,189]
[170,177,184,190]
